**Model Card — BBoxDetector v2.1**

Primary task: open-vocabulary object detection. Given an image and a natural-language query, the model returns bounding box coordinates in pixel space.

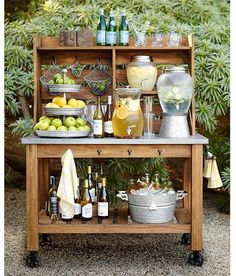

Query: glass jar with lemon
[112,88,144,138]
[126,56,157,91]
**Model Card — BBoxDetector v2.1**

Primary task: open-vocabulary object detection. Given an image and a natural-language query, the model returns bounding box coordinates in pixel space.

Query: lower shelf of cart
[38,207,191,234]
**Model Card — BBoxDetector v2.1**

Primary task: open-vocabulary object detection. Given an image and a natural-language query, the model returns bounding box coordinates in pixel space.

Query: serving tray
[44,107,85,116]
[46,84,82,95]
[35,130,92,138]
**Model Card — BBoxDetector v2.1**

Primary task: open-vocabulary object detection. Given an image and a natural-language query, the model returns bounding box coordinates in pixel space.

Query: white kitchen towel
[203,152,223,189]
[57,149,78,218]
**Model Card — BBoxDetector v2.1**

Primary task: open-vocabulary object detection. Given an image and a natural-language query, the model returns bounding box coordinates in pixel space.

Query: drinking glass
[167,32,182,46]
[144,113,155,136]
[151,33,163,47]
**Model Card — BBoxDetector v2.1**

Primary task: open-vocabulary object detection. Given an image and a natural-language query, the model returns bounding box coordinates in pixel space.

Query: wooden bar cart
[21,35,208,267]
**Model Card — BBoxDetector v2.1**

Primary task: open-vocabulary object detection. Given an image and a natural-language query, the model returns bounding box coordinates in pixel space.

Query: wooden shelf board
[38,208,191,234]
[37,46,191,51]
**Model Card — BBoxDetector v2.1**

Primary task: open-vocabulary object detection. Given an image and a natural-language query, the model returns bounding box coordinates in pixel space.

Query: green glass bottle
[119,10,129,46]
[96,8,106,46]
[93,96,104,138]
[106,10,117,46]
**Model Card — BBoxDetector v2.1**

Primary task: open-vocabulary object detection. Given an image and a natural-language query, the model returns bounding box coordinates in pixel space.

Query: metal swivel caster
[26,251,41,268]
[181,233,191,245]
[40,234,52,247]
[187,251,204,266]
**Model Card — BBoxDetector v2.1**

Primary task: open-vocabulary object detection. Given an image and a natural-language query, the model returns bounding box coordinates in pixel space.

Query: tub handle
[149,203,157,211]
[176,190,188,200]
[116,191,128,201]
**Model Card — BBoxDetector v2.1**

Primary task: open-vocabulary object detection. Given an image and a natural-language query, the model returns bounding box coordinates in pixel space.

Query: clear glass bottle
[81,179,93,221]
[98,177,109,219]
[96,8,106,46]
[106,10,117,46]
[119,10,129,46]
[104,95,114,137]
[74,178,81,219]
[93,96,104,138]
[87,165,96,204]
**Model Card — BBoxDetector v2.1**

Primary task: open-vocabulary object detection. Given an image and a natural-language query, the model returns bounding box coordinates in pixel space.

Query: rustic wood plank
[38,159,49,211]
[183,158,191,212]
[191,145,203,251]
[26,145,39,251]
[175,208,190,224]
[33,35,42,122]
[37,144,191,158]
[38,207,190,234]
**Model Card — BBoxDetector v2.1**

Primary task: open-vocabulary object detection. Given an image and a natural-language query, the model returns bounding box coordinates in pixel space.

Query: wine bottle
[94,172,100,199]
[87,165,96,204]
[106,10,117,46]
[81,179,93,221]
[96,8,106,46]
[48,176,58,221]
[98,177,109,219]
[74,178,81,219]
[97,163,104,196]
[104,95,114,137]
[93,96,104,138]
[119,10,129,46]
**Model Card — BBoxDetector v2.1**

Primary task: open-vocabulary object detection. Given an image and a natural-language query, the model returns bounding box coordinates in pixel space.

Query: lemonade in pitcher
[112,88,144,138]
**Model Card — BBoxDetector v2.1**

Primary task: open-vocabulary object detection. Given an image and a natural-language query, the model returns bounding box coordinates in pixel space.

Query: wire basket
[84,60,112,96]
[40,58,62,88]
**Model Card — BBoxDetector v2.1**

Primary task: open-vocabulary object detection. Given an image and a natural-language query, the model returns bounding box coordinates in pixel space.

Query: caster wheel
[181,233,191,245]
[26,251,41,268]
[40,234,52,247]
[188,251,204,266]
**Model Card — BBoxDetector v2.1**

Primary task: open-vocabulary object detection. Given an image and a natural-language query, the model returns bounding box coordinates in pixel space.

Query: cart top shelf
[21,134,208,145]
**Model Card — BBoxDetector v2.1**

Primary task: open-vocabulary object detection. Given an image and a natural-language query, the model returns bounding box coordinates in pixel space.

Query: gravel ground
[5,188,230,276]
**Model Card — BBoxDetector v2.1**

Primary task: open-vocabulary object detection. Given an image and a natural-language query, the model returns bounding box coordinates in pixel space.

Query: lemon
[62,104,73,108]
[45,102,60,108]
[77,100,86,108]
[52,96,67,107]
[116,105,129,119]
[68,98,78,108]
[128,67,138,76]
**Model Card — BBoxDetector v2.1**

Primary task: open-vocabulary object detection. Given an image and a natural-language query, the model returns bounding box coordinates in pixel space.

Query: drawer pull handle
[127,149,132,156]
[97,149,102,156]
[157,149,162,156]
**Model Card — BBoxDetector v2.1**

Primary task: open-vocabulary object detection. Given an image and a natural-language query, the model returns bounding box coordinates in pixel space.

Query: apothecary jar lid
[130,55,153,63]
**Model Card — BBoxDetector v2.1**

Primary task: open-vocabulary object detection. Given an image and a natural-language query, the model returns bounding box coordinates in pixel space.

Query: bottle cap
[84,179,89,188]
[50,176,56,186]
[121,10,126,16]
[88,165,92,174]
[110,10,114,16]
[102,177,106,186]
[99,8,104,14]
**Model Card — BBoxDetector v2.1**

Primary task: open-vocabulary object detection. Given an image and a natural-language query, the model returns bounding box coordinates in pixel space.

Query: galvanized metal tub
[117,190,187,224]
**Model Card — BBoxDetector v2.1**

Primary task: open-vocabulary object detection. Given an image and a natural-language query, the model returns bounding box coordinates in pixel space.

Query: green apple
[68,125,77,131]
[54,73,63,80]
[55,78,64,84]
[77,126,86,131]
[64,116,76,127]
[57,126,67,131]
[38,121,49,130]
[51,118,62,128]
[83,125,91,131]
[34,122,41,130]
[43,118,51,125]
[47,125,57,131]
[75,117,86,127]
[48,80,54,84]
[63,77,70,84]
[69,79,75,85]
[39,115,48,121]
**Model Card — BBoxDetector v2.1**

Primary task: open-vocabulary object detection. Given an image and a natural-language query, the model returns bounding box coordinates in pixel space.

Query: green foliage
[221,167,230,193]
[10,117,34,137]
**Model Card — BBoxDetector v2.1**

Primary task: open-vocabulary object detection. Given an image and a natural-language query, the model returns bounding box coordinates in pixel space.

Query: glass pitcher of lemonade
[112,88,144,138]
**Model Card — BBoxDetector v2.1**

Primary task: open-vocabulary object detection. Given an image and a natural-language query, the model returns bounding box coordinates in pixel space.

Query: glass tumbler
[143,113,155,136]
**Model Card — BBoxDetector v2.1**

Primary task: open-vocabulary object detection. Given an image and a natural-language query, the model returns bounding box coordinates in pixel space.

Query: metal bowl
[46,84,82,95]
[44,107,85,116]
[35,130,92,138]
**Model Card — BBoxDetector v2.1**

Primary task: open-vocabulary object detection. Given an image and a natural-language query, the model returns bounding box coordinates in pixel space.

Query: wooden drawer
[38,144,191,158]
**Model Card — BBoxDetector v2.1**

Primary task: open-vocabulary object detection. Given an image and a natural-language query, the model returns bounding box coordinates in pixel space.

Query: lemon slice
[128,67,138,76]
[116,106,129,119]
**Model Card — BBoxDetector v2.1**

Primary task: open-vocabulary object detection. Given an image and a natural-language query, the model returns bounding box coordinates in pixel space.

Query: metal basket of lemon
[34,115,92,138]
[112,88,144,138]
[84,60,112,96]
[44,96,86,116]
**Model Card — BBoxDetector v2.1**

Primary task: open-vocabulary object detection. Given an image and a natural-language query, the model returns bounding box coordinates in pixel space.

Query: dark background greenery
[5,0,230,212]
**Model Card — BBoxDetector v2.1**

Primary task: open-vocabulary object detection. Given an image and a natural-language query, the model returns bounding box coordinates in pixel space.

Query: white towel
[203,152,223,189]
[57,149,78,218]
